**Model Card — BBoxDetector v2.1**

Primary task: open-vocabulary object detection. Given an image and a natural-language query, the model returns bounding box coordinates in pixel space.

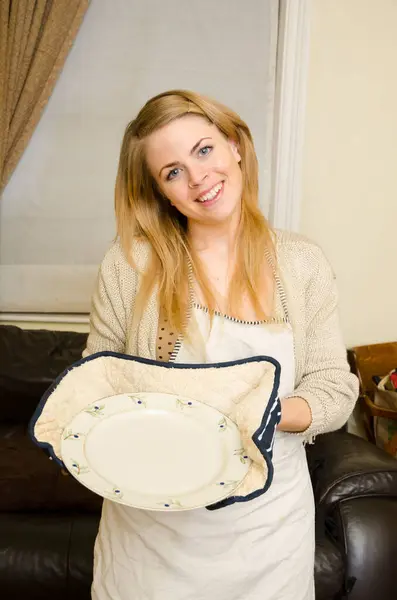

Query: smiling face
[144,115,243,228]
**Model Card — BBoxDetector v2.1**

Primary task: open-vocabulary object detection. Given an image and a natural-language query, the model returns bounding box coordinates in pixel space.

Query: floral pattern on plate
[128,394,147,407]
[216,480,239,488]
[158,499,184,509]
[84,404,105,417]
[176,398,195,410]
[233,448,250,464]
[218,416,229,432]
[61,392,251,511]
[63,429,85,441]
[105,487,124,500]
[70,459,90,475]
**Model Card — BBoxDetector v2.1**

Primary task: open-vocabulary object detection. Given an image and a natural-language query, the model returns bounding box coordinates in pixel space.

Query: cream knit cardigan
[83,230,358,443]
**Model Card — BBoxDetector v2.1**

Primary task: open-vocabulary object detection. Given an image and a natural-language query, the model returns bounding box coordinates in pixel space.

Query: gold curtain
[0,0,90,194]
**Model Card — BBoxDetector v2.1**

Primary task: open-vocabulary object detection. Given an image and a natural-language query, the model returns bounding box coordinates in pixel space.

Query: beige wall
[300,0,397,347]
[0,0,277,315]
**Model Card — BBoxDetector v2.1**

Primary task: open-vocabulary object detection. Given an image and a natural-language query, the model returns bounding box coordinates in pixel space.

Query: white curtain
[0,0,279,314]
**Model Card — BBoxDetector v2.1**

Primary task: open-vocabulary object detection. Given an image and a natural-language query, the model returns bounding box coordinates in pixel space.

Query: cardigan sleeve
[82,243,131,358]
[286,245,359,441]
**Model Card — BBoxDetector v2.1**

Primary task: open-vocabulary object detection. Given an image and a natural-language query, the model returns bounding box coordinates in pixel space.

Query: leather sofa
[0,324,396,600]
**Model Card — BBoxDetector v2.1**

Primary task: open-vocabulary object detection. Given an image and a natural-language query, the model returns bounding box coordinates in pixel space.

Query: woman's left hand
[277,397,312,433]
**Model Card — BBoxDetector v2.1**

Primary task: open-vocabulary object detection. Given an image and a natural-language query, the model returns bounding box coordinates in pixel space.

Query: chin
[221,196,241,219]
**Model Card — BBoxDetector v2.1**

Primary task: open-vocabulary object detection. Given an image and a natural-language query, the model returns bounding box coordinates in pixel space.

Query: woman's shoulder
[274,228,321,252]
[99,236,151,275]
[273,229,335,280]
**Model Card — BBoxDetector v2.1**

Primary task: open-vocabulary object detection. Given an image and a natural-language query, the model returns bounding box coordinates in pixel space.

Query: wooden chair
[348,341,397,446]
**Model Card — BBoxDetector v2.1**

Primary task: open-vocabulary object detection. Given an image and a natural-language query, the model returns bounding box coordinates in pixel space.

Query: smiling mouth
[196,181,224,203]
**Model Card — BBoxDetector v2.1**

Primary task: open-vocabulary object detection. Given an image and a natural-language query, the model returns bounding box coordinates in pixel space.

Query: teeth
[197,182,222,202]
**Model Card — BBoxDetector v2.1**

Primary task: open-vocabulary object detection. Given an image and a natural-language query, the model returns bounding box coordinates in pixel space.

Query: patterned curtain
[0,0,90,194]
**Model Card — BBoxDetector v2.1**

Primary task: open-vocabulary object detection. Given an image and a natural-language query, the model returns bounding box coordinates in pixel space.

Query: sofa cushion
[0,325,87,423]
[0,512,100,599]
[0,423,101,513]
[314,527,345,600]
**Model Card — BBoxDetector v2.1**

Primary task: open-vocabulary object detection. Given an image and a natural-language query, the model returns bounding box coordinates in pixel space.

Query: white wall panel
[0,0,278,313]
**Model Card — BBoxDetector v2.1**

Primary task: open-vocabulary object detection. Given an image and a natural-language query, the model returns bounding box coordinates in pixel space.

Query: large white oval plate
[61,392,251,511]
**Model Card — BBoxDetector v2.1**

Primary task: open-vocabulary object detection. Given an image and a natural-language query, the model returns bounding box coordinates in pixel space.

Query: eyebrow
[159,137,212,177]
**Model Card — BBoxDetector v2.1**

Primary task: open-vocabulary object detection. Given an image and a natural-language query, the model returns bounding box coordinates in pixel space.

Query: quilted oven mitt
[30,352,282,509]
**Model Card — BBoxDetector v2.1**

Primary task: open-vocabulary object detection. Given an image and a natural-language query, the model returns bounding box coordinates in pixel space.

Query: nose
[187,165,208,189]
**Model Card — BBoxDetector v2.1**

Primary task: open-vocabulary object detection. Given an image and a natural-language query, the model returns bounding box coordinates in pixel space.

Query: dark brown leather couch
[0,325,396,600]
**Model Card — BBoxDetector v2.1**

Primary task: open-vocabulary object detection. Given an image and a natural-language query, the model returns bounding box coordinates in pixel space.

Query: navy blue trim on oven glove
[206,359,282,510]
[28,352,282,505]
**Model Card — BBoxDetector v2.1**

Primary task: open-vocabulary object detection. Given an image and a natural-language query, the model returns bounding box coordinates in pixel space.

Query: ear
[229,139,241,163]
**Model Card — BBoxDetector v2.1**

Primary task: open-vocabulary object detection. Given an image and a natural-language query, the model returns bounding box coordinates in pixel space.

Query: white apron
[92,307,315,600]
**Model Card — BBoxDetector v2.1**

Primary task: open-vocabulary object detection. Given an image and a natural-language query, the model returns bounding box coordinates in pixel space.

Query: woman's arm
[278,396,312,432]
[278,244,359,441]
[83,242,133,358]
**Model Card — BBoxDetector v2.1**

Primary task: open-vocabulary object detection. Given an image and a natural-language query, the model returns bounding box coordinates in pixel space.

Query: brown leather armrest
[306,430,397,511]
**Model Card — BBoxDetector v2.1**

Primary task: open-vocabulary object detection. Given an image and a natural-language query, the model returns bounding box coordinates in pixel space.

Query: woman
[84,90,358,600]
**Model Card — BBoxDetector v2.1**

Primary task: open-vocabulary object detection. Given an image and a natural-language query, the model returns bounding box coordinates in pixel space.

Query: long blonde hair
[115,89,275,334]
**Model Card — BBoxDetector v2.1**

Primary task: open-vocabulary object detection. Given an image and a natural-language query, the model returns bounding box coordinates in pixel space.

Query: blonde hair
[115,89,275,335]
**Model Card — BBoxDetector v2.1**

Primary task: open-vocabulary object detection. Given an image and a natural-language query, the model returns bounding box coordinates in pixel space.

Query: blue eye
[199,145,212,156]
[166,167,181,181]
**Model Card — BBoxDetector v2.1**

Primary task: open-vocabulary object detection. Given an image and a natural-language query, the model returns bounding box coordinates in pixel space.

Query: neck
[187,208,241,255]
